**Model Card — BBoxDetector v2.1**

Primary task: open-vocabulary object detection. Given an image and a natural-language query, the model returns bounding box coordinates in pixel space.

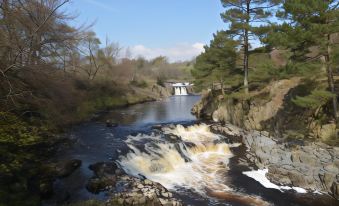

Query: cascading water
[174,86,188,95]
[118,124,270,206]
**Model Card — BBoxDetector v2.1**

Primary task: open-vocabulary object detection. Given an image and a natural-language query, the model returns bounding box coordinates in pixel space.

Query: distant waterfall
[174,86,188,96]
[172,82,191,96]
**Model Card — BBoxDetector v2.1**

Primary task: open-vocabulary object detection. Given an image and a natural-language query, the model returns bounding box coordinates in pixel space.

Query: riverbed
[46,96,337,206]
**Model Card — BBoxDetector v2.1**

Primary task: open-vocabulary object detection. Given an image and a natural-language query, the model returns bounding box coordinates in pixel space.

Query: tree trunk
[220,78,225,95]
[325,34,338,121]
[243,1,250,94]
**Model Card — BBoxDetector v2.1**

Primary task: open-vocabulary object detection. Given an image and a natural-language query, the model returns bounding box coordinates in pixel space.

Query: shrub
[292,90,335,109]
[130,80,148,88]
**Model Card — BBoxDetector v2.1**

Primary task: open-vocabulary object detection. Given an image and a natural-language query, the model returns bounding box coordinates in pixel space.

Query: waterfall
[118,124,269,206]
[181,87,188,95]
[174,86,188,95]
[174,87,181,95]
[118,124,234,193]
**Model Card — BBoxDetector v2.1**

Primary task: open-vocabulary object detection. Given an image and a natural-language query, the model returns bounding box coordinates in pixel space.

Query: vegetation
[266,0,339,119]
[293,90,335,109]
[0,1,192,205]
[192,31,239,94]
[192,0,339,142]
[220,0,281,94]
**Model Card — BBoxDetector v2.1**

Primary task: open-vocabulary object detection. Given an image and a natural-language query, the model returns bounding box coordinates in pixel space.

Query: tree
[268,0,339,120]
[0,0,79,107]
[192,31,239,94]
[80,31,102,80]
[220,0,281,94]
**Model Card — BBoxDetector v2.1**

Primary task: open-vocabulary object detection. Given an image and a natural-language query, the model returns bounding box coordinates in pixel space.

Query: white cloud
[129,43,205,62]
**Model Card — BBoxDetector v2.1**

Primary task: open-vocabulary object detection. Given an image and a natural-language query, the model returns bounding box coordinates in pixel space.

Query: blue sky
[65,0,226,61]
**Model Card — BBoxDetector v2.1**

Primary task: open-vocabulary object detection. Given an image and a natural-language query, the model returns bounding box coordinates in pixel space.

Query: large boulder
[242,130,339,199]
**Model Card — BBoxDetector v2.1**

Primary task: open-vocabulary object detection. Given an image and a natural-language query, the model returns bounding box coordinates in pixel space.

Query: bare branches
[0,0,76,108]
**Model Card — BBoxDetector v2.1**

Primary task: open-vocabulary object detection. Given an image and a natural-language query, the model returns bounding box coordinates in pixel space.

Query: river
[46,95,337,206]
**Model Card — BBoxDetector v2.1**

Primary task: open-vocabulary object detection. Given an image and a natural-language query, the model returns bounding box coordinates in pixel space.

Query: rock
[331,181,339,199]
[138,196,146,204]
[152,124,163,130]
[89,162,119,177]
[118,198,124,205]
[239,127,339,198]
[86,176,116,193]
[319,172,336,191]
[125,197,133,205]
[144,179,153,185]
[161,192,169,198]
[324,163,339,174]
[54,159,81,178]
[137,184,144,189]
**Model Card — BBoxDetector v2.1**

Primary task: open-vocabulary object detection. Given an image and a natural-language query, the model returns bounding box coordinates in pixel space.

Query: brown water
[45,96,338,206]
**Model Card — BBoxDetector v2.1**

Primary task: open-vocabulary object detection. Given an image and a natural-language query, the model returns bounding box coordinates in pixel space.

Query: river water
[48,96,337,206]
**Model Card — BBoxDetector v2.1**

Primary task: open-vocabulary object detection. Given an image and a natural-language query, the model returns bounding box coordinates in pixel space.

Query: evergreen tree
[192,31,239,94]
[268,0,339,119]
[220,0,281,94]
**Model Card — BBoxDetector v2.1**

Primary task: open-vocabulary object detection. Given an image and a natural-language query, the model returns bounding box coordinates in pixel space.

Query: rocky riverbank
[192,78,338,144]
[86,162,183,206]
[211,123,339,200]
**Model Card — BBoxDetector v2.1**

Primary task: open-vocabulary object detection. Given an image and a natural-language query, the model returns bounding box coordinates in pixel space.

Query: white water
[119,124,234,193]
[243,169,307,193]
[118,124,271,205]
[174,86,188,95]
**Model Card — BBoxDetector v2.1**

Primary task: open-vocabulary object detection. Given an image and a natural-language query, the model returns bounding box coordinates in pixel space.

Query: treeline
[193,0,339,119]
[0,0,192,125]
[0,1,192,204]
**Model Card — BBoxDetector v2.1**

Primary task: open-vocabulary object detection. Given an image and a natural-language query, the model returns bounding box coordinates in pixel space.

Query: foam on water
[119,124,233,193]
[118,124,270,205]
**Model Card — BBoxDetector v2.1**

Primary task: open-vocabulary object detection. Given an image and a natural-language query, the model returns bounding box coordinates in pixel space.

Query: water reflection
[101,96,200,126]
[46,96,201,203]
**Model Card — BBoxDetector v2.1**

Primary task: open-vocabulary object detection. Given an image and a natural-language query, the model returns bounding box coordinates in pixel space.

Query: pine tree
[269,0,339,120]
[220,0,281,94]
[192,31,239,94]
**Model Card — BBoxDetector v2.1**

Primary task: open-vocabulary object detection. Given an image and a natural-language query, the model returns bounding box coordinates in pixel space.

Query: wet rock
[86,176,116,193]
[152,124,163,130]
[240,129,339,199]
[210,124,243,142]
[54,159,82,178]
[86,160,183,205]
[89,162,119,177]
[144,179,152,185]
[137,184,144,189]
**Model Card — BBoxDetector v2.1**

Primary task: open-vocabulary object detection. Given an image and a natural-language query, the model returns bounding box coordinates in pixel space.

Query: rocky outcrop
[87,162,183,206]
[193,78,339,142]
[193,78,301,130]
[39,159,82,198]
[212,124,339,199]
[150,84,172,99]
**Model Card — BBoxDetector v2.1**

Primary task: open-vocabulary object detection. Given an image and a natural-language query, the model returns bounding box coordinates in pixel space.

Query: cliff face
[193,78,301,129]
[192,78,337,142]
